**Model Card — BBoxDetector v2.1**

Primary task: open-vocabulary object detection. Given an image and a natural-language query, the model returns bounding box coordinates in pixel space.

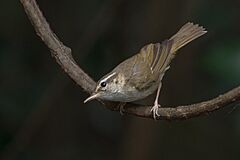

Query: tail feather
[170,22,207,53]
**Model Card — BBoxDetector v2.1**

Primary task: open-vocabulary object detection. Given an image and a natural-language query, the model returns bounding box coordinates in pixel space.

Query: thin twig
[20,0,240,120]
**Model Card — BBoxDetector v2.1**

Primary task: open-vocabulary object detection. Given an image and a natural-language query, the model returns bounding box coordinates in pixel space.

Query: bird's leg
[118,102,126,115]
[150,81,162,120]
[150,67,170,120]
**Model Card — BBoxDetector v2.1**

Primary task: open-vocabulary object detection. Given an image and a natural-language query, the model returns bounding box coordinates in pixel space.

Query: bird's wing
[123,40,174,91]
[139,40,173,73]
[113,22,206,92]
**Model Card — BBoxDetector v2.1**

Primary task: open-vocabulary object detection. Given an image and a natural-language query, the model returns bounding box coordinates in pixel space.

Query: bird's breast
[109,80,159,102]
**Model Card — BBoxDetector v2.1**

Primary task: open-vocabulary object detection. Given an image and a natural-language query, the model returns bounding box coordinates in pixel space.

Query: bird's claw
[150,103,161,120]
[118,102,126,115]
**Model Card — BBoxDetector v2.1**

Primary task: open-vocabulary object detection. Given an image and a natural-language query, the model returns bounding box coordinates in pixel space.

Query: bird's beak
[84,92,100,103]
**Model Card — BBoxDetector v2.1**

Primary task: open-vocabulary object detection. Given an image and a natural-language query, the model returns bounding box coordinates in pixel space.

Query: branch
[20,0,96,93]
[20,0,240,120]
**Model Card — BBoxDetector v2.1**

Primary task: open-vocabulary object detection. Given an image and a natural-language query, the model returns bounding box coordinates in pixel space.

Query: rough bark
[20,0,240,120]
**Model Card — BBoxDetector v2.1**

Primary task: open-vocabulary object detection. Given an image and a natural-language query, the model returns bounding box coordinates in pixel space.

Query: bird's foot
[118,102,126,115]
[150,102,161,120]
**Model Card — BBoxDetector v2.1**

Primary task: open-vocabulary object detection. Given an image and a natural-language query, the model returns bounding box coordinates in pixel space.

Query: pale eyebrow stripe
[100,72,116,83]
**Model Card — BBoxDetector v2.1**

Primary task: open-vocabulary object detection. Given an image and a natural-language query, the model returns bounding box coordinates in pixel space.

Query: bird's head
[84,72,125,103]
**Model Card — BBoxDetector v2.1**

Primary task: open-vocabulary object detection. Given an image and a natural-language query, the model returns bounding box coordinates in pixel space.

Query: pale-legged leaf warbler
[84,22,207,119]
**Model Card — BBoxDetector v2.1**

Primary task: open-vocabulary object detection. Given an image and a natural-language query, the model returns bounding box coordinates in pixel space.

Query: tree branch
[20,0,240,120]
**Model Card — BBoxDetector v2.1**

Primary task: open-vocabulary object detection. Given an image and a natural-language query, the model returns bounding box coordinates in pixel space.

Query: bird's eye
[100,81,107,88]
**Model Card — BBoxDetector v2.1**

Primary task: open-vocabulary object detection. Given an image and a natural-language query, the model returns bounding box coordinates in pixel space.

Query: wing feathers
[151,43,162,71]
[155,40,173,73]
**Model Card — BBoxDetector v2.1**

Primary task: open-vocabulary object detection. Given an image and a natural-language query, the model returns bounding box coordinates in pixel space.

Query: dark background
[0,0,240,160]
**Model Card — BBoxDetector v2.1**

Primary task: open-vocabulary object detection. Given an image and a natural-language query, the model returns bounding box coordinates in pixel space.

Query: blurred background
[0,0,240,160]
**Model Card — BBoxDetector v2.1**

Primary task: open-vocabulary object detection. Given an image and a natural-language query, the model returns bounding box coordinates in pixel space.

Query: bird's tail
[169,22,207,53]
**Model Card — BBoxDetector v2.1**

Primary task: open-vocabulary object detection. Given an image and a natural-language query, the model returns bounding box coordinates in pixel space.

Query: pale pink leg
[150,82,162,120]
[150,67,169,119]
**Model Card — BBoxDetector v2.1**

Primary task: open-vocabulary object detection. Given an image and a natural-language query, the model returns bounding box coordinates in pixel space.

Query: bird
[84,22,207,119]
